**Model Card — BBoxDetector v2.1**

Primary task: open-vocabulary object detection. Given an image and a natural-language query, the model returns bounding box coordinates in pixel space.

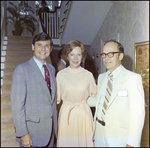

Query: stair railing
[40,6,61,38]
[59,1,72,44]
[39,1,72,45]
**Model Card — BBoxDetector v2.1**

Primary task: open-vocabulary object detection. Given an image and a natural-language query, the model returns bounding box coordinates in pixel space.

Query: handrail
[39,1,72,44]
[48,6,61,13]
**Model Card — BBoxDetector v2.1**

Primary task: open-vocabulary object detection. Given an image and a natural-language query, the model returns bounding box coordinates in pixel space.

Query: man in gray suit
[11,32,57,147]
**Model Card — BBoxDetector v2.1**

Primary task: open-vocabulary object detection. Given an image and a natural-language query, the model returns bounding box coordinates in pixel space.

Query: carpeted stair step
[7,44,32,49]
[3,68,15,76]
[7,35,33,42]
[3,76,12,85]
[1,122,15,140]
[5,54,33,61]
[1,95,11,109]
[5,50,33,55]
[1,108,13,123]
[1,85,11,96]
[4,61,27,69]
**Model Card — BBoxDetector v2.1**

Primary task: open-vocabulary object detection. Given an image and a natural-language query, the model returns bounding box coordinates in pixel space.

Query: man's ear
[32,44,34,52]
[119,53,124,61]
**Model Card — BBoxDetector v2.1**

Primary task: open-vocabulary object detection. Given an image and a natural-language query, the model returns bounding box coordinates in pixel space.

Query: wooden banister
[39,1,72,45]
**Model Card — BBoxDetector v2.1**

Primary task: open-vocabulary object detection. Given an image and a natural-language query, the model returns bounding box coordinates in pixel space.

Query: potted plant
[6,1,38,36]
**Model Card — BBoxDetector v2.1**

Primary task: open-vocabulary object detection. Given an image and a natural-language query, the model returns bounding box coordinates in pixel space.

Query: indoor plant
[6,2,38,36]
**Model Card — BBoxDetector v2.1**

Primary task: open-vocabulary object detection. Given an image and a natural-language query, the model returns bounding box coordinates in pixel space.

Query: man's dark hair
[32,32,53,46]
[104,39,124,53]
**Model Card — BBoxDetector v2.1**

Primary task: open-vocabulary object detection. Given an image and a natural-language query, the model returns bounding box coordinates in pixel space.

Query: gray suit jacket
[11,57,57,147]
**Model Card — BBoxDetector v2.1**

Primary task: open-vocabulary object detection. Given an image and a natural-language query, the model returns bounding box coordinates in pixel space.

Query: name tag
[117,89,128,97]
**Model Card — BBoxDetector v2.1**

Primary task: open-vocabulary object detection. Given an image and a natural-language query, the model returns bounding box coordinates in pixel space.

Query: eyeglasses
[100,52,121,58]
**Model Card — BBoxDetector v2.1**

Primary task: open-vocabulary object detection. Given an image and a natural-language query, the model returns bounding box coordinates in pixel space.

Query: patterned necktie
[101,73,113,121]
[43,64,52,96]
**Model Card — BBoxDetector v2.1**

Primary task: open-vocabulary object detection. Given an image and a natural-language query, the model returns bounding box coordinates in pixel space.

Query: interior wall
[91,1,149,74]
[1,1,7,46]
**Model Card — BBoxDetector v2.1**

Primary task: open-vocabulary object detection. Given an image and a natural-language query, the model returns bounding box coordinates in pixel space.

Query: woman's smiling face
[67,46,82,69]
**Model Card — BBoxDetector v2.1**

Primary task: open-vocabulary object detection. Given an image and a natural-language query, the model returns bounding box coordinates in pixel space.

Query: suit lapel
[47,64,56,104]
[107,67,127,109]
[97,72,108,104]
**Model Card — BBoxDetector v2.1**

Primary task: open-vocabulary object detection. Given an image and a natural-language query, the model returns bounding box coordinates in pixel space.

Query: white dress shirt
[61,58,66,65]
[33,56,47,79]
[96,64,123,119]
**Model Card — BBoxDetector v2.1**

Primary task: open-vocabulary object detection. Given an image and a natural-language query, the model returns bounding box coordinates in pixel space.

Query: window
[46,1,53,11]
[58,1,61,7]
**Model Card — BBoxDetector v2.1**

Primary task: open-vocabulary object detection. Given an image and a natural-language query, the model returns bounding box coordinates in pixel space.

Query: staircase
[1,35,34,147]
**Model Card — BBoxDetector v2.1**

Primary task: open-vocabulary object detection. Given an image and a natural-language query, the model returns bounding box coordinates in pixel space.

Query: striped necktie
[43,64,52,96]
[101,73,113,121]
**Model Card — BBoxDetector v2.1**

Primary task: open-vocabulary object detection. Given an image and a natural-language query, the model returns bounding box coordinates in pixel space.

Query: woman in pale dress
[56,40,97,147]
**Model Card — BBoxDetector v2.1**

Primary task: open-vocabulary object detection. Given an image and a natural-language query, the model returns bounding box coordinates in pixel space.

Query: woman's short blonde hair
[62,40,87,63]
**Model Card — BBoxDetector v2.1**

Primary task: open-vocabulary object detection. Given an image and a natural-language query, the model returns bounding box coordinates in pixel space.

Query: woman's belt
[63,100,90,125]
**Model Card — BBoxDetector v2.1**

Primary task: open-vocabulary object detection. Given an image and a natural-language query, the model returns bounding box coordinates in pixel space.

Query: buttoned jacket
[11,57,57,147]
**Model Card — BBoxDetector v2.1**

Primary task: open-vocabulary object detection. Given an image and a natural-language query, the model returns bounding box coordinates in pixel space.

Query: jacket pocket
[26,115,40,123]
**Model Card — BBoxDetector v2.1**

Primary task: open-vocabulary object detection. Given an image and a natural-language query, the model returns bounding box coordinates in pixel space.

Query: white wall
[61,1,113,45]
[1,1,7,49]
[91,1,149,73]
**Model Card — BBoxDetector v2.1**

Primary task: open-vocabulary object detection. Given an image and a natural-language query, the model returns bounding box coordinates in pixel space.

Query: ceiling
[61,1,113,45]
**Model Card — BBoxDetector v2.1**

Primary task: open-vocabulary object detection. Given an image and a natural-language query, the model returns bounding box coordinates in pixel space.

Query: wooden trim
[62,18,66,22]
[66,1,70,5]
[64,9,68,14]
[43,6,61,14]
[60,25,64,28]
[51,37,59,39]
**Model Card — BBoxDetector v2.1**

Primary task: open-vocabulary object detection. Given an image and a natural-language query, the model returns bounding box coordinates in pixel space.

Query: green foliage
[35,1,42,16]
[6,2,38,36]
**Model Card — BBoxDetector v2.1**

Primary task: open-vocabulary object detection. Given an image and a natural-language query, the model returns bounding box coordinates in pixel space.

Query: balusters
[40,1,72,39]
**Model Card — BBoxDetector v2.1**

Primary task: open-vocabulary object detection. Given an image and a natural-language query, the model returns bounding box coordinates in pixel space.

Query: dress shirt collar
[108,64,122,80]
[33,56,47,70]
[61,58,66,65]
